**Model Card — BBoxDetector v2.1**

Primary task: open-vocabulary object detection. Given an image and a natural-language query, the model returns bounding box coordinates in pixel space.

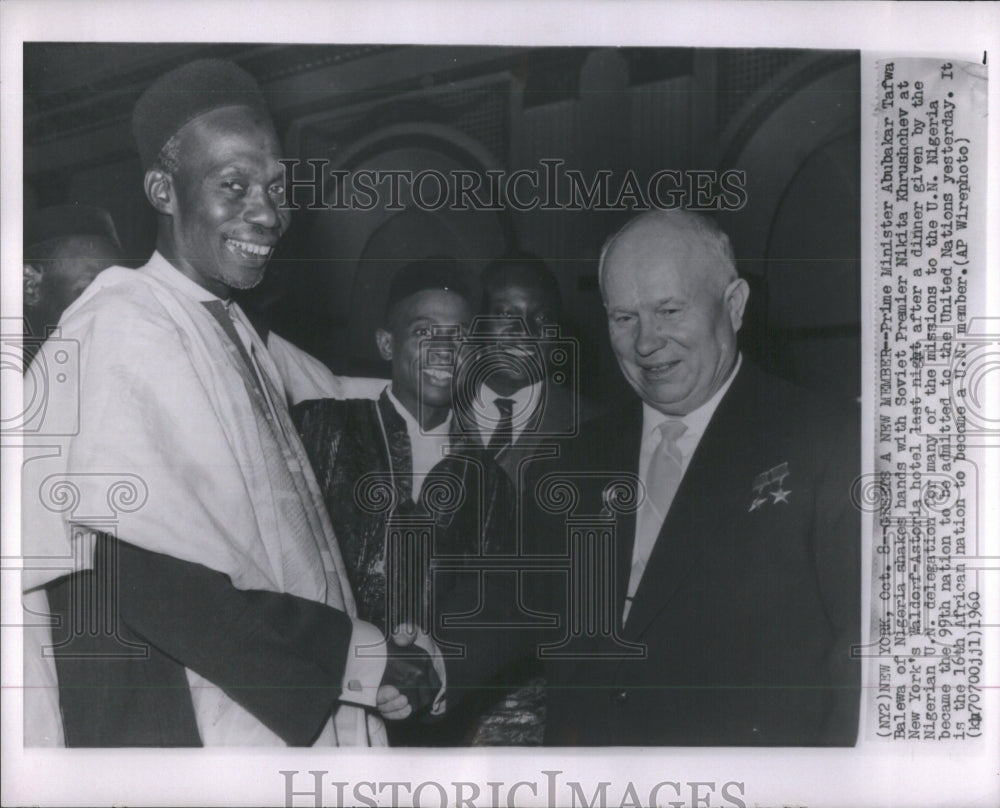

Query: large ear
[23,263,43,308]
[143,168,175,215]
[724,277,750,333]
[375,327,394,362]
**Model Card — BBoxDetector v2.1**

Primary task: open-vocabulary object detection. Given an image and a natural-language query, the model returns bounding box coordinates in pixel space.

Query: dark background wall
[24,44,860,406]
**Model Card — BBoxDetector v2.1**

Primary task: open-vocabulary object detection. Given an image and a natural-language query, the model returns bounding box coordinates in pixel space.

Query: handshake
[376,625,444,721]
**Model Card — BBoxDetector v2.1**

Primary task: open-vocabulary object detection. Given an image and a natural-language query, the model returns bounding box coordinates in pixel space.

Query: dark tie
[487,396,515,455]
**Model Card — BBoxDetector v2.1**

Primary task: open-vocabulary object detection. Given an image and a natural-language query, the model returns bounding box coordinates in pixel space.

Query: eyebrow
[405,316,441,327]
[213,164,286,185]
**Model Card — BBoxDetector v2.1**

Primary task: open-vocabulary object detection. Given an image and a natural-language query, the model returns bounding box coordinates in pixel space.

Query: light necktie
[202,299,322,588]
[487,396,516,455]
[624,419,687,624]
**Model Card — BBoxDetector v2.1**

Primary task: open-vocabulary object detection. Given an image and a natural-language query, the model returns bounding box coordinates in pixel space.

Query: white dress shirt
[385,386,452,501]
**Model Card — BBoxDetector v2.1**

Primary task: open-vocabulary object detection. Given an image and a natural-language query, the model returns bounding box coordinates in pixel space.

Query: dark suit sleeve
[433,460,544,708]
[812,404,862,744]
[100,535,354,746]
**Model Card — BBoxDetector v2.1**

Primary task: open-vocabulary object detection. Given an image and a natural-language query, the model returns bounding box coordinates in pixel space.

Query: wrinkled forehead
[602,219,729,299]
[484,265,559,309]
[177,106,283,164]
[394,288,473,326]
[486,277,554,307]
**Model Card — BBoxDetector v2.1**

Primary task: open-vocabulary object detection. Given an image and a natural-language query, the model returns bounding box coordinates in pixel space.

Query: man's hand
[376,625,441,720]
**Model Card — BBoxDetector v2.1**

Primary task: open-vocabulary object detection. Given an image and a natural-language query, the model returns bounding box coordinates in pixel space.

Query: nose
[482,314,518,337]
[634,311,668,357]
[243,186,282,232]
[427,346,455,368]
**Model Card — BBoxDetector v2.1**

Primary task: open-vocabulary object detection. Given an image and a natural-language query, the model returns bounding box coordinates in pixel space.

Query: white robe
[21,254,385,746]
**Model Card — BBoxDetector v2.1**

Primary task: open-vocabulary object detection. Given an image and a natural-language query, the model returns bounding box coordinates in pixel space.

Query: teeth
[424,368,453,381]
[226,238,272,257]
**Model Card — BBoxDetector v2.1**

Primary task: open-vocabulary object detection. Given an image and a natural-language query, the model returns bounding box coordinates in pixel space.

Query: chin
[499,371,531,387]
[421,392,453,409]
[222,267,268,291]
[633,382,687,411]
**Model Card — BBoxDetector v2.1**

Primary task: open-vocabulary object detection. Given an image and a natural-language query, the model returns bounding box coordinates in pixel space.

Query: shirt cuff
[339,619,387,709]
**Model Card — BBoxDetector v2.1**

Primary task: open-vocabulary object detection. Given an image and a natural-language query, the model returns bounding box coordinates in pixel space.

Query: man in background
[295,258,541,745]
[22,203,123,363]
[449,251,605,743]
[454,251,598,483]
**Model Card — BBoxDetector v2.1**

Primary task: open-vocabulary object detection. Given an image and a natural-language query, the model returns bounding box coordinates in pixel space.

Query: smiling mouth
[225,237,274,261]
[641,360,681,378]
[423,367,454,383]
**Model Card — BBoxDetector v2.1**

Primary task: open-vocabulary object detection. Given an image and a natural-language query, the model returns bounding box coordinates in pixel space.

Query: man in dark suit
[533,209,860,746]
[453,251,599,483]
[449,253,604,743]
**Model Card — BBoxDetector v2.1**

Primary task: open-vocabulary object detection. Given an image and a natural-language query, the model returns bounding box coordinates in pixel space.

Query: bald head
[598,209,738,299]
[599,209,748,416]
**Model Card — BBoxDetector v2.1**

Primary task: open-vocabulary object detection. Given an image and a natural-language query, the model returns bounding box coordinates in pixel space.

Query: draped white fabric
[21,255,381,746]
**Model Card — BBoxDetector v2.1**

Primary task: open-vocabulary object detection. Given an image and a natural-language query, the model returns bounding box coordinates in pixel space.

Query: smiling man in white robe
[21,58,440,747]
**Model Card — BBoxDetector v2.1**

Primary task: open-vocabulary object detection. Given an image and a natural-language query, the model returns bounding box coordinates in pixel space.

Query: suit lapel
[376,391,414,506]
[558,400,642,667]
[451,402,486,448]
[610,401,644,626]
[622,363,761,640]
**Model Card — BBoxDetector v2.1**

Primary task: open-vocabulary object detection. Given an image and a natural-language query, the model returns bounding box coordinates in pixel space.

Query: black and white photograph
[2,2,996,807]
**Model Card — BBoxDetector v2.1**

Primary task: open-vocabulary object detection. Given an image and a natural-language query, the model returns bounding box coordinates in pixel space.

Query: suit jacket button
[612,689,628,704]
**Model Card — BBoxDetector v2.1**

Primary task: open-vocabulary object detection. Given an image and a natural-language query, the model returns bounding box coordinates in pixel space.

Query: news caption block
[868,57,990,741]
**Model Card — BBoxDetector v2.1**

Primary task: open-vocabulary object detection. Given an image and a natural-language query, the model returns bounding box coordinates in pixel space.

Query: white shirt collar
[641,352,743,447]
[385,385,453,439]
[473,379,544,440]
[141,252,266,358]
[141,250,226,304]
[385,385,452,500]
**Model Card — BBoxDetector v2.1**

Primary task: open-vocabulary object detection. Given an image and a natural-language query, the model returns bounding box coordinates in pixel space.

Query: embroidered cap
[132,58,271,170]
[383,256,474,322]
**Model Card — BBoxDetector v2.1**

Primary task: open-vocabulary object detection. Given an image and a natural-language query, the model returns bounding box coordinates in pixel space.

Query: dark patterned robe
[293,391,541,744]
